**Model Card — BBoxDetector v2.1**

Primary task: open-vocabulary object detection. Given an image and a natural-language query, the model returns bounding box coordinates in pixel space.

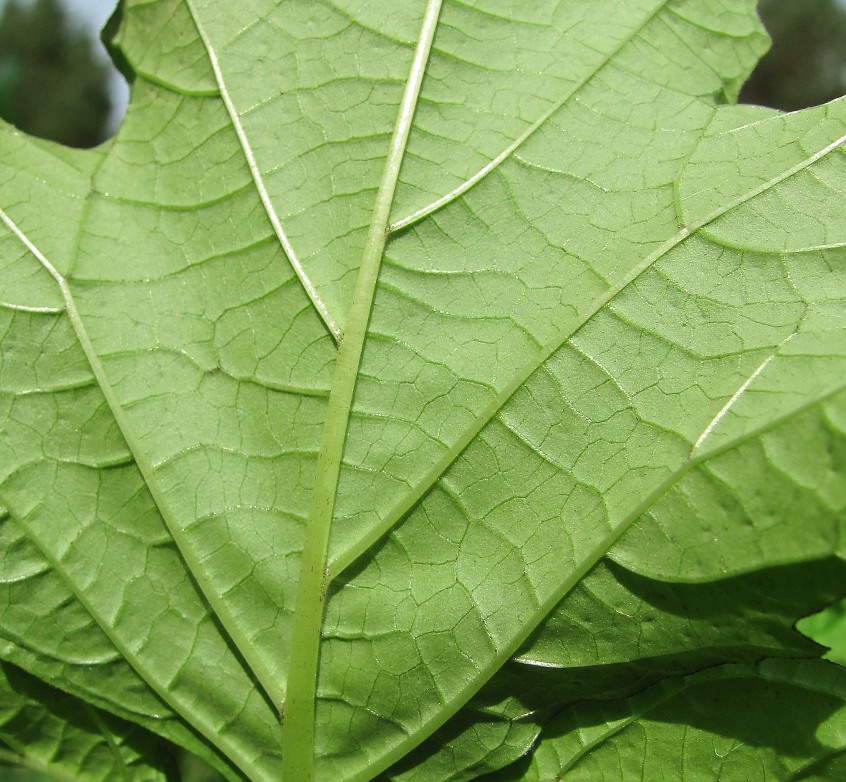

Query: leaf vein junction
[329,130,846,578]
[281,3,445,778]
[185,0,343,344]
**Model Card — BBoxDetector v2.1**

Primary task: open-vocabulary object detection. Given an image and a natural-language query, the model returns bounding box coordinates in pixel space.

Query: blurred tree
[740,0,846,110]
[1,0,844,142]
[0,769,52,782]
[0,0,114,147]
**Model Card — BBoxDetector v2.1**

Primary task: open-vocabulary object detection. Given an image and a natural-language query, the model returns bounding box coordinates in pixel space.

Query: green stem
[280,2,443,778]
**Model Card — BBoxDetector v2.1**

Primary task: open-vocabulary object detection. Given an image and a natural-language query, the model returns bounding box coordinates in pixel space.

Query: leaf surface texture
[1,1,846,781]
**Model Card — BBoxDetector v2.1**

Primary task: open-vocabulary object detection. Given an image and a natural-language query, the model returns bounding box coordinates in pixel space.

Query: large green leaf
[384,557,846,781]
[1,1,845,781]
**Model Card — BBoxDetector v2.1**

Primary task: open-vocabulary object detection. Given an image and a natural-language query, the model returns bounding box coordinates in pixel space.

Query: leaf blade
[3,2,846,781]
[282,3,446,777]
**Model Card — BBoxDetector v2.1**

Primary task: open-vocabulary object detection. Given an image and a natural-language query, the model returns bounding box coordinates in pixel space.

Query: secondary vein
[185,0,343,344]
[280,2,444,779]
[0,206,285,710]
[329,128,846,580]
[387,0,671,234]
[5,498,261,780]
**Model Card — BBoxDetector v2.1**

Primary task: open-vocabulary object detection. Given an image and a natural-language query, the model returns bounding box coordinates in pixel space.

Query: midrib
[279,2,445,779]
[387,0,672,234]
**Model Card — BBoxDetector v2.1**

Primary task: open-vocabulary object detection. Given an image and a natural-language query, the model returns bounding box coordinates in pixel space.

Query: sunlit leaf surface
[1,1,846,780]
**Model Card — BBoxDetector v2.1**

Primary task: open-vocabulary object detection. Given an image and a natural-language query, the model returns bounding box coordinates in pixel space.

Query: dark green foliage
[0,0,114,148]
[740,0,846,110]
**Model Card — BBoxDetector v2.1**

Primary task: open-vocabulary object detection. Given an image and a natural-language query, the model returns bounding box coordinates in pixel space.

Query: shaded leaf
[0,660,171,782]
[487,660,846,781]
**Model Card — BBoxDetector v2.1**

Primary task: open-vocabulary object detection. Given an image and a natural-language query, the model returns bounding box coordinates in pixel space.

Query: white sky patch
[0,0,115,28]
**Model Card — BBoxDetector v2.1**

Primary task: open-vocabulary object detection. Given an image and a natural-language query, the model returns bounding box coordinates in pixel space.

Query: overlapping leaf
[0,661,170,782]
[490,660,846,781]
[1,1,845,781]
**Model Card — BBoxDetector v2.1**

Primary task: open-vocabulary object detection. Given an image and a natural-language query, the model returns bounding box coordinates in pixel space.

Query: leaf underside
[1,1,846,781]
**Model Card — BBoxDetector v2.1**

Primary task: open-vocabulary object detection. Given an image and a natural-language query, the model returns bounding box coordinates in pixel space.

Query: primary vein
[280,2,444,778]
[387,0,670,234]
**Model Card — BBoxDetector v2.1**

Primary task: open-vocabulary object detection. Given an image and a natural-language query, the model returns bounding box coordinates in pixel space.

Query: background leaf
[0,661,171,782]
[488,660,846,781]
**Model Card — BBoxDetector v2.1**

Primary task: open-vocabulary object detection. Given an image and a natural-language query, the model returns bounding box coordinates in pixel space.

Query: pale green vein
[340,450,701,782]
[549,667,744,778]
[280,2,444,779]
[325,125,846,782]
[0,302,64,314]
[65,155,106,280]
[184,0,343,344]
[686,373,846,484]
[552,688,686,779]
[345,400,834,782]
[5,511,264,782]
[131,66,220,98]
[387,0,670,234]
[700,227,846,254]
[550,663,846,778]
[0,206,284,707]
[690,334,793,454]
[329,128,846,579]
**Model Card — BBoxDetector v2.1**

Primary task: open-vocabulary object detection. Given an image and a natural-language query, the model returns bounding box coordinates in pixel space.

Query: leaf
[0,660,171,782]
[801,598,846,668]
[385,557,846,782]
[0,509,253,782]
[1,1,846,781]
[488,660,846,781]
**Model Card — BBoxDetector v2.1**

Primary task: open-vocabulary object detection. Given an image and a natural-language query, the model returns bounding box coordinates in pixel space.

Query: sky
[0,0,117,29]
[53,0,116,27]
